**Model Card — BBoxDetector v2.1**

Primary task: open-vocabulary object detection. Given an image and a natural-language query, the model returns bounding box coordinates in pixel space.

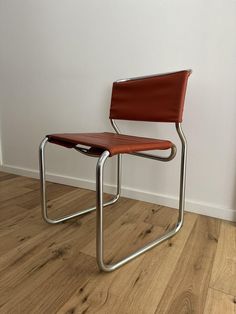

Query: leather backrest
[109,70,191,123]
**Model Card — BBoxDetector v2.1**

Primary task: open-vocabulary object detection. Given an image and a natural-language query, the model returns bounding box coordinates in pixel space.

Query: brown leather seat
[47,132,173,156]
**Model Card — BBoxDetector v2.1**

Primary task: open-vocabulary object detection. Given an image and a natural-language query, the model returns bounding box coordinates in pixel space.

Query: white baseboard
[1,163,236,222]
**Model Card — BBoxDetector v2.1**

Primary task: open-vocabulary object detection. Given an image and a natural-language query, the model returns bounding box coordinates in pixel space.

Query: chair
[39,69,192,272]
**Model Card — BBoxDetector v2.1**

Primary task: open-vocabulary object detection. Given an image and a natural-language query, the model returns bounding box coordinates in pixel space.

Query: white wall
[0,0,236,220]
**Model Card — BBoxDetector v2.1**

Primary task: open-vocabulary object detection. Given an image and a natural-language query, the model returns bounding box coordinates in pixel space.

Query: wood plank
[0,198,136,312]
[0,176,39,203]
[0,175,36,188]
[0,185,32,203]
[0,194,135,311]
[210,220,236,295]
[0,171,17,177]
[58,212,197,314]
[203,288,236,314]
[0,252,97,314]
[0,181,76,214]
[0,189,91,255]
[0,172,18,182]
[0,216,98,310]
[81,201,179,263]
[117,202,179,230]
[57,257,143,314]
[81,201,164,261]
[154,215,220,314]
[0,173,231,313]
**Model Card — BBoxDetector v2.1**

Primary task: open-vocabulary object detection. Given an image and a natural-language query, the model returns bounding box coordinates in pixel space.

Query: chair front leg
[39,138,120,224]
[96,129,187,272]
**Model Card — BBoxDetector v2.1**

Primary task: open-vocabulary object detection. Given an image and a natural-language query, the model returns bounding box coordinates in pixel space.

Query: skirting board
[1,163,236,222]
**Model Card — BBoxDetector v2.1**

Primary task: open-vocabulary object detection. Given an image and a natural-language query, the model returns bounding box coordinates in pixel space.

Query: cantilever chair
[39,69,192,272]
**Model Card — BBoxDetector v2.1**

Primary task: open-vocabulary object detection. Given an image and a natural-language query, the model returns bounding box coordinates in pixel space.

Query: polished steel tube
[39,137,49,222]
[110,119,176,162]
[96,150,110,270]
[130,146,176,162]
[115,154,121,197]
[96,152,121,271]
[97,213,181,272]
[116,69,192,83]
[109,119,122,196]
[110,119,120,134]
[39,138,121,224]
[96,123,187,272]
[175,123,187,227]
[39,120,187,272]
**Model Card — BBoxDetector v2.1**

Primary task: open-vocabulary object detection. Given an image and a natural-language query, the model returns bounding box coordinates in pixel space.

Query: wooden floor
[0,171,236,314]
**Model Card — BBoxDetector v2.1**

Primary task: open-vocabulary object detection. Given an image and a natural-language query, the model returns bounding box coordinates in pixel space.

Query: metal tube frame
[116,69,192,83]
[39,121,187,272]
[96,120,187,272]
[110,119,177,162]
[39,138,121,224]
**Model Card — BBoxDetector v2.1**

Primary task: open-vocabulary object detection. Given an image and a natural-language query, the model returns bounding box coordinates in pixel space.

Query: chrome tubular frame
[110,119,177,162]
[116,69,192,83]
[39,138,121,224]
[39,121,187,272]
[94,121,187,272]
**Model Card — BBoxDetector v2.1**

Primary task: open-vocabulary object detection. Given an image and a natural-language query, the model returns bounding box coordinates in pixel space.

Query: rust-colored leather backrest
[109,70,191,123]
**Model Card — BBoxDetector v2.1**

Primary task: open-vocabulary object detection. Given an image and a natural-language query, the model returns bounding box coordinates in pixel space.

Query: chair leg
[96,127,187,272]
[39,123,187,271]
[176,123,187,229]
[39,138,121,224]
